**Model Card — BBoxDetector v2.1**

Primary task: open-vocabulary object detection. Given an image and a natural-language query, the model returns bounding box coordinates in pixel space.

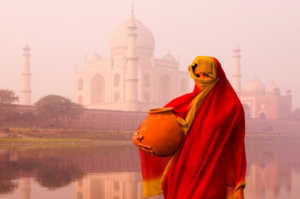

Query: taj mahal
[20,10,293,120]
[74,11,189,112]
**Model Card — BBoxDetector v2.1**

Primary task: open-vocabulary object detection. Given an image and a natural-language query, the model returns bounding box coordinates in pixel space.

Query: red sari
[138,57,246,199]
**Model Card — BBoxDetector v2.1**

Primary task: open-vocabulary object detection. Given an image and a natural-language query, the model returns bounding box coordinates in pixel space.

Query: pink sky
[0,0,299,109]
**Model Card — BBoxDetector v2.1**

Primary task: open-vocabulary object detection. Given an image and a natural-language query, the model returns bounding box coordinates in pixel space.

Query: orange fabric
[138,57,246,198]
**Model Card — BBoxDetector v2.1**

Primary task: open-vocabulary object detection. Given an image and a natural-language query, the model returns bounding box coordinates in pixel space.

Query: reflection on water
[244,140,300,199]
[75,173,145,199]
[21,178,30,199]
[0,137,299,199]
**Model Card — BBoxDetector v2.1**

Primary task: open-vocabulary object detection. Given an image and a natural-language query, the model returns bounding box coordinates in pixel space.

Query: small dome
[233,44,240,51]
[266,82,280,95]
[245,75,266,95]
[163,53,176,62]
[88,52,102,62]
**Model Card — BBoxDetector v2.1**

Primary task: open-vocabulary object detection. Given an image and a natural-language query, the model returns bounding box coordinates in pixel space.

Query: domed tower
[22,43,32,105]
[232,45,242,97]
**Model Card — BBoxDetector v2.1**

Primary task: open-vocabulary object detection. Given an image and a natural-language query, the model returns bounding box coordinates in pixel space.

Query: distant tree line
[0,89,84,127]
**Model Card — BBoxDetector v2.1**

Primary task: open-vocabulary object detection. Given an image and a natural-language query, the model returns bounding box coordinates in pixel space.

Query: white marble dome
[266,82,280,95]
[88,52,101,62]
[245,75,266,95]
[109,15,155,51]
[163,53,176,62]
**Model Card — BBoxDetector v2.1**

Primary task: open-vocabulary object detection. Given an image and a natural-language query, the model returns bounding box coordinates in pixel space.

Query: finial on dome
[131,3,134,16]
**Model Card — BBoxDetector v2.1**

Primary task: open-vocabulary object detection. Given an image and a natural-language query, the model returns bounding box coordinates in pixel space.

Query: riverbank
[245,133,300,142]
[0,139,133,146]
[0,127,135,145]
[1,127,300,146]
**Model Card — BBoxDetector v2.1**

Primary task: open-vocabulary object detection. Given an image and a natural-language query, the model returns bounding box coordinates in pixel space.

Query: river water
[0,136,299,199]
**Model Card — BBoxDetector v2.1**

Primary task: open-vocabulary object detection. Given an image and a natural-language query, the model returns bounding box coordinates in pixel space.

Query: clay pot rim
[147,107,173,114]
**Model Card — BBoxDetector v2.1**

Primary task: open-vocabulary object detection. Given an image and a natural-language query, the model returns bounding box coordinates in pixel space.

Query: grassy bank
[0,127,135,144]
[0,137,91,144]
[1,127,300,145]
[245,133,300,142]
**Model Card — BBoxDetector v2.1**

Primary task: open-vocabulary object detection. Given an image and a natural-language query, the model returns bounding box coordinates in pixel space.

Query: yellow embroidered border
[227,179,246,199]
[142,178,163,197]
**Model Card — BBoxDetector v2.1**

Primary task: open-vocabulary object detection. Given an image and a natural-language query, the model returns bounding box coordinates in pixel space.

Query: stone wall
[1,105,300,133]
[246,119,300,134]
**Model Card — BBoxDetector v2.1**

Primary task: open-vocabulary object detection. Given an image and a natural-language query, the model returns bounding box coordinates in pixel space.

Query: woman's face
[194,66,212,79]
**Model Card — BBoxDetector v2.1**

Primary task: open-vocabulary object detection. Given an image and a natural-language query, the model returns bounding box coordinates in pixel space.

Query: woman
[133,56,246,199]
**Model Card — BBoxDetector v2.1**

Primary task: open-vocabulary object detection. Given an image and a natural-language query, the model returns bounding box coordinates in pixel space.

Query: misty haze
[0,0,300,199]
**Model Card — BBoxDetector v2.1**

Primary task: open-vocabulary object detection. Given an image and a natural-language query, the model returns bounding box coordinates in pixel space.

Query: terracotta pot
[138,107,184,157]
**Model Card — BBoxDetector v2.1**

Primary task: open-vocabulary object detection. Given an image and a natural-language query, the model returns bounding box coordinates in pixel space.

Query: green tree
[0,89,19,119]
[6,112,22,121]
[34,95,73,122]
[67,103,84,126]
[34,95,84,126]
[22,112,38,123]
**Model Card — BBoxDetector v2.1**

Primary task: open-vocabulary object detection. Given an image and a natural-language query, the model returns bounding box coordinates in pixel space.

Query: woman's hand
[132,131,154,155]
[233,187,244,199]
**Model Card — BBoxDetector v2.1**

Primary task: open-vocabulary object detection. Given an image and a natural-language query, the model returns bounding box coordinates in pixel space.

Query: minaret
[22,43,32,105]
[125,9,139,102]
[232,44,242,98]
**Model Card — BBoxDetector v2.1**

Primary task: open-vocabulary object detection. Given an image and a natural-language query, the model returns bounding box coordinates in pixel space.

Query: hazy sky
[0,0,299,109]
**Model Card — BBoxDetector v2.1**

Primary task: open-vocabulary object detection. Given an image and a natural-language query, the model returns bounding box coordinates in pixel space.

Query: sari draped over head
[138,56,247,199]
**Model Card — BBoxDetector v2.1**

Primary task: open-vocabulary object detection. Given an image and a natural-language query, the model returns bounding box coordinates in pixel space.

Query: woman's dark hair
[192,63,198,73]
